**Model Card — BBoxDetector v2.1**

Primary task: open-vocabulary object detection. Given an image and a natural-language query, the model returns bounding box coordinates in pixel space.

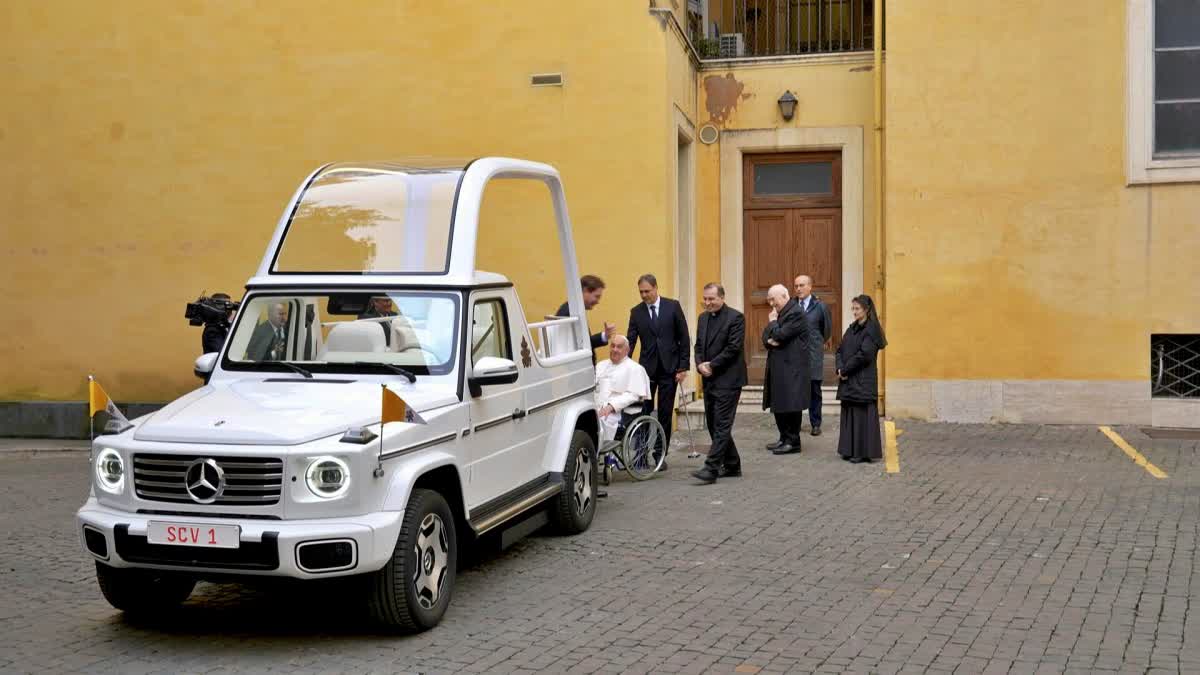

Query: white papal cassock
[594,357,651,442]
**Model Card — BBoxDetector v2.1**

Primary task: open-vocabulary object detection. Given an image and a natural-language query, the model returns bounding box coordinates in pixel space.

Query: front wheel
[549,430,597,534]
[95,562,196,615]
[366,488,457,632]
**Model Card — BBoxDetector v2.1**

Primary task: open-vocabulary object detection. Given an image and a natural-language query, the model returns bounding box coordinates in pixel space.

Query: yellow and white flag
[381,385,427,426]
[88,376,131,428]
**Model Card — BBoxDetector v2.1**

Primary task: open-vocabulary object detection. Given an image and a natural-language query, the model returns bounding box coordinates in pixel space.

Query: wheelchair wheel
[620,415,666,481]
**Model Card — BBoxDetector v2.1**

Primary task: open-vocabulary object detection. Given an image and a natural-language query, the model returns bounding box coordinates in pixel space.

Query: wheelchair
[597,408,667,484]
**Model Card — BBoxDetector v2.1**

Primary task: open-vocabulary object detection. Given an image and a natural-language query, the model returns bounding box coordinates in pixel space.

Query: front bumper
[76,498,404,579]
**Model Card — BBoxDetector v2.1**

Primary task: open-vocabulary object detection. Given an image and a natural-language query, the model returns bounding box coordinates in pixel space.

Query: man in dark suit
[556,274,616,362]
[762,284,811,454]
[245,302,289,362]
[691,282,748,485]
[794,274,833,436]
[626,274,690,468]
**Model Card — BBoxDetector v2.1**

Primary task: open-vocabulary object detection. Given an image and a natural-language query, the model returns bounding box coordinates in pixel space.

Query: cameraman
[201,293,237,354]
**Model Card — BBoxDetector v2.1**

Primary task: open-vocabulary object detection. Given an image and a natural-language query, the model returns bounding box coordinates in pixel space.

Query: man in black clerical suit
[626,273,689,468]
[691,282,748,485]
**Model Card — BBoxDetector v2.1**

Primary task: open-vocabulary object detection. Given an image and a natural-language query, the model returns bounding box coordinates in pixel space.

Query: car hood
[134,379,456,446]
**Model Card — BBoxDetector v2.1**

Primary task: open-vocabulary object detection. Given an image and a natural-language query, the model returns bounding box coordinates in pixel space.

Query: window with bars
[1151,334,1200,398]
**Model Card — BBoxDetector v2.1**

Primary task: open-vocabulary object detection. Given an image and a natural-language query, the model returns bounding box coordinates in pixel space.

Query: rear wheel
[621,415,666,481]
[95,562,196,615]
[549,430,597,534]
[366,488,457,632]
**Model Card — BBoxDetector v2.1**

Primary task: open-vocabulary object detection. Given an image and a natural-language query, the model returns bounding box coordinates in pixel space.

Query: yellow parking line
[884,420,900,474]
[1099,426,1167,479]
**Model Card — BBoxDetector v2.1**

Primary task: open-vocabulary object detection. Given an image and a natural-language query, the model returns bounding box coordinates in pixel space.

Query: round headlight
[94,448,125,494]
[305,456,350,499]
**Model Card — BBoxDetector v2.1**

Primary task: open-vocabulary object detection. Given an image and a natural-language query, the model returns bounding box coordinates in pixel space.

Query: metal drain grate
[1152,335,1200,398]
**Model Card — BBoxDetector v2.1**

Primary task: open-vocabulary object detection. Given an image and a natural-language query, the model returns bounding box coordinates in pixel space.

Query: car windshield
[223,291,460,376]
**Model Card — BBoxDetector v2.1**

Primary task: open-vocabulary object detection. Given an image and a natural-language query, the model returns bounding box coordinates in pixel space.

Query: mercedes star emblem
[184,458,226,504]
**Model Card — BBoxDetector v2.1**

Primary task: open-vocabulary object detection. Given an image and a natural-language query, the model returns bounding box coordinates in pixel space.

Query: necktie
[650,305,657,323]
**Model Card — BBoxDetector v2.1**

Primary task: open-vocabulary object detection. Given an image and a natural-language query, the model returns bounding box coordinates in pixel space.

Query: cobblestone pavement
[2,417,1199,674]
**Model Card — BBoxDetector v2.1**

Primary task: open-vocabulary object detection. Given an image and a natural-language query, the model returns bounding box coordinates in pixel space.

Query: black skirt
[837,401,883,460]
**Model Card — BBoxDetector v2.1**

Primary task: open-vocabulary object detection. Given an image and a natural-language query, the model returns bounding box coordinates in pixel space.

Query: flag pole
[87,374,95,443]
[375,384,386,477]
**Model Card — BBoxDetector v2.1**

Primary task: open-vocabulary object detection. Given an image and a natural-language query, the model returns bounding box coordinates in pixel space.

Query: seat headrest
[324,321,387,354]
[390,317,422,352]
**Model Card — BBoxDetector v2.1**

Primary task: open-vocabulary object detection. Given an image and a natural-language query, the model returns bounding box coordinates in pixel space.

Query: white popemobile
[76,158,602,632]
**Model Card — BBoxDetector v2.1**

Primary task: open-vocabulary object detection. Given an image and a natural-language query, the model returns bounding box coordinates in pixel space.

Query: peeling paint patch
[850,65,873,72]
[703,73,746,126]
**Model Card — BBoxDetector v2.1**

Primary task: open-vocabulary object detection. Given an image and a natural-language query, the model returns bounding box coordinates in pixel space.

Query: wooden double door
[743,152,842,385]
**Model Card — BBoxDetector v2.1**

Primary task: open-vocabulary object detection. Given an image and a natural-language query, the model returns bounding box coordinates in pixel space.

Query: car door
[464,292,541,507]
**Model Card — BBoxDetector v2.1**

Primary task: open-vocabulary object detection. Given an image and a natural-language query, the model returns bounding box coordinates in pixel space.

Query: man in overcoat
[761,284,811,454]
[794,274,833,435]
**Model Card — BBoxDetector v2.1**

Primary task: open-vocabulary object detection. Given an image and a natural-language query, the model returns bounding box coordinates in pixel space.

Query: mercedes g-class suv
[77,158,601,632]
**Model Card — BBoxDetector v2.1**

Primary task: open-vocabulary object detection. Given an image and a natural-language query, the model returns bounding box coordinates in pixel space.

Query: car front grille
[133,453,284,506]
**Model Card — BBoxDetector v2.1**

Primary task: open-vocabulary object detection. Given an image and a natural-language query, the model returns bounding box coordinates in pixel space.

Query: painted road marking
[884,420,900,474]
[1099,426,1167,479]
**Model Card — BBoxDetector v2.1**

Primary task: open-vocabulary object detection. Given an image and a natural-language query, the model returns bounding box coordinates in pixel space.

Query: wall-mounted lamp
[777,91,798,121]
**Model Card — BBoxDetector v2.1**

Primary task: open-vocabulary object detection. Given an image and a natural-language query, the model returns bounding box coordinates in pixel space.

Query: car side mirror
[468,356,518,397]
[194,353,218,382]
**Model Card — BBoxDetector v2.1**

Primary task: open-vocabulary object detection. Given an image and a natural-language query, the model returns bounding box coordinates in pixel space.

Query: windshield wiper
[353,361,417,383]
[263,361,313,379]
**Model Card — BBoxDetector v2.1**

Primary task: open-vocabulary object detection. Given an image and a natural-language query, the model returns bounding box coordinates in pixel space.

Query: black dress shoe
[811,426,822,436]
[718,466,742,478]
[840,454,852,461]
[765,440,785,451]
[771,443,802,455]
[848,457,863,463]
[690,468,717,484]
[657,461,669,472]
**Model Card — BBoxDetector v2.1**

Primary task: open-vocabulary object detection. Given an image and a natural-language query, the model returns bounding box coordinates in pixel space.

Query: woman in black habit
[835,294,888,463]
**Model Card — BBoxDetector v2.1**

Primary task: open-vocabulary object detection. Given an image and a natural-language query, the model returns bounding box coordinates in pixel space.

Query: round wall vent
[698,124,719,145]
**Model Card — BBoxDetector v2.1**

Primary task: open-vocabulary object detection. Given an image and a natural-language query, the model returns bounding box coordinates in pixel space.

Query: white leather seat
[320,321,386,357]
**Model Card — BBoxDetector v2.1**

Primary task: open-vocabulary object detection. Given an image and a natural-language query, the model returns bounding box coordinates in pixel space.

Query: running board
[468,478,562,535]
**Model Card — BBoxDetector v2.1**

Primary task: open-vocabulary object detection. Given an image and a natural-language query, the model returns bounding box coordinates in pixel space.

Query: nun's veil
[852,294,888,349]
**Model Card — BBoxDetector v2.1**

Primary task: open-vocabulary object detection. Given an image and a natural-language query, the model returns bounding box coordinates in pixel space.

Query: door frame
[718,127,865,332]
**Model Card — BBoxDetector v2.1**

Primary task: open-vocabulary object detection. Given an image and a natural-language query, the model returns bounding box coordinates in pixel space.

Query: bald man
[245,302,290,361]
[761,283,811,454]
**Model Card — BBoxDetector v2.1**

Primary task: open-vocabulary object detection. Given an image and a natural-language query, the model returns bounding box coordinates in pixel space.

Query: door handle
[512,408,527,420]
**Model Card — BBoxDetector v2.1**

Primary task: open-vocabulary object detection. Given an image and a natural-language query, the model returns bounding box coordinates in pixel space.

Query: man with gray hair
[761,283,811,454]
[794,274,832,435]
[594,334,651,443]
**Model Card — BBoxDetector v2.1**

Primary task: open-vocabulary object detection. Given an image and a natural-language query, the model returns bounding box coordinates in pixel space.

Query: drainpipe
[873,0,886,415]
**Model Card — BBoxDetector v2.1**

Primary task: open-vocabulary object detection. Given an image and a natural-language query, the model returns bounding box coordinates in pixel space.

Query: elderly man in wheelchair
[595,335,667,483]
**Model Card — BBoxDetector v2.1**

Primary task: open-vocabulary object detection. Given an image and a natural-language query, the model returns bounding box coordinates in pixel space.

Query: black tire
[95,562,195,614]
[366,488,457,632]
[549,430,597,535]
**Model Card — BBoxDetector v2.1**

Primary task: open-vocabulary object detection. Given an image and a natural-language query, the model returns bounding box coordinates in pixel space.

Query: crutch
[678,381,704,459]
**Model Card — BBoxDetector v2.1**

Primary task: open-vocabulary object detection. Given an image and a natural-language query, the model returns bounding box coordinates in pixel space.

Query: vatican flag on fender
[381,385,427,426]
[88,375,132,436]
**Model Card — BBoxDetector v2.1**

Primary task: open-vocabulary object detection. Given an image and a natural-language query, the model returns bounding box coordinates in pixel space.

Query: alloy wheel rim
[411,512,449,609]
[573,446,592,515]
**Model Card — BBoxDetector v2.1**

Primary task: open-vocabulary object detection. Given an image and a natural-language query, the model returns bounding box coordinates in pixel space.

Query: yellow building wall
[885,0,1200,388]
[695,58,878,308]
[0,1,678,403]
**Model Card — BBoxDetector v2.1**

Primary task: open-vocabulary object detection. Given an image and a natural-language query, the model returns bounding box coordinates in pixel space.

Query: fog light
[305,456,350,499]
[94,448,125,494]
[83,527,108,559]
[296,539,356,572]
